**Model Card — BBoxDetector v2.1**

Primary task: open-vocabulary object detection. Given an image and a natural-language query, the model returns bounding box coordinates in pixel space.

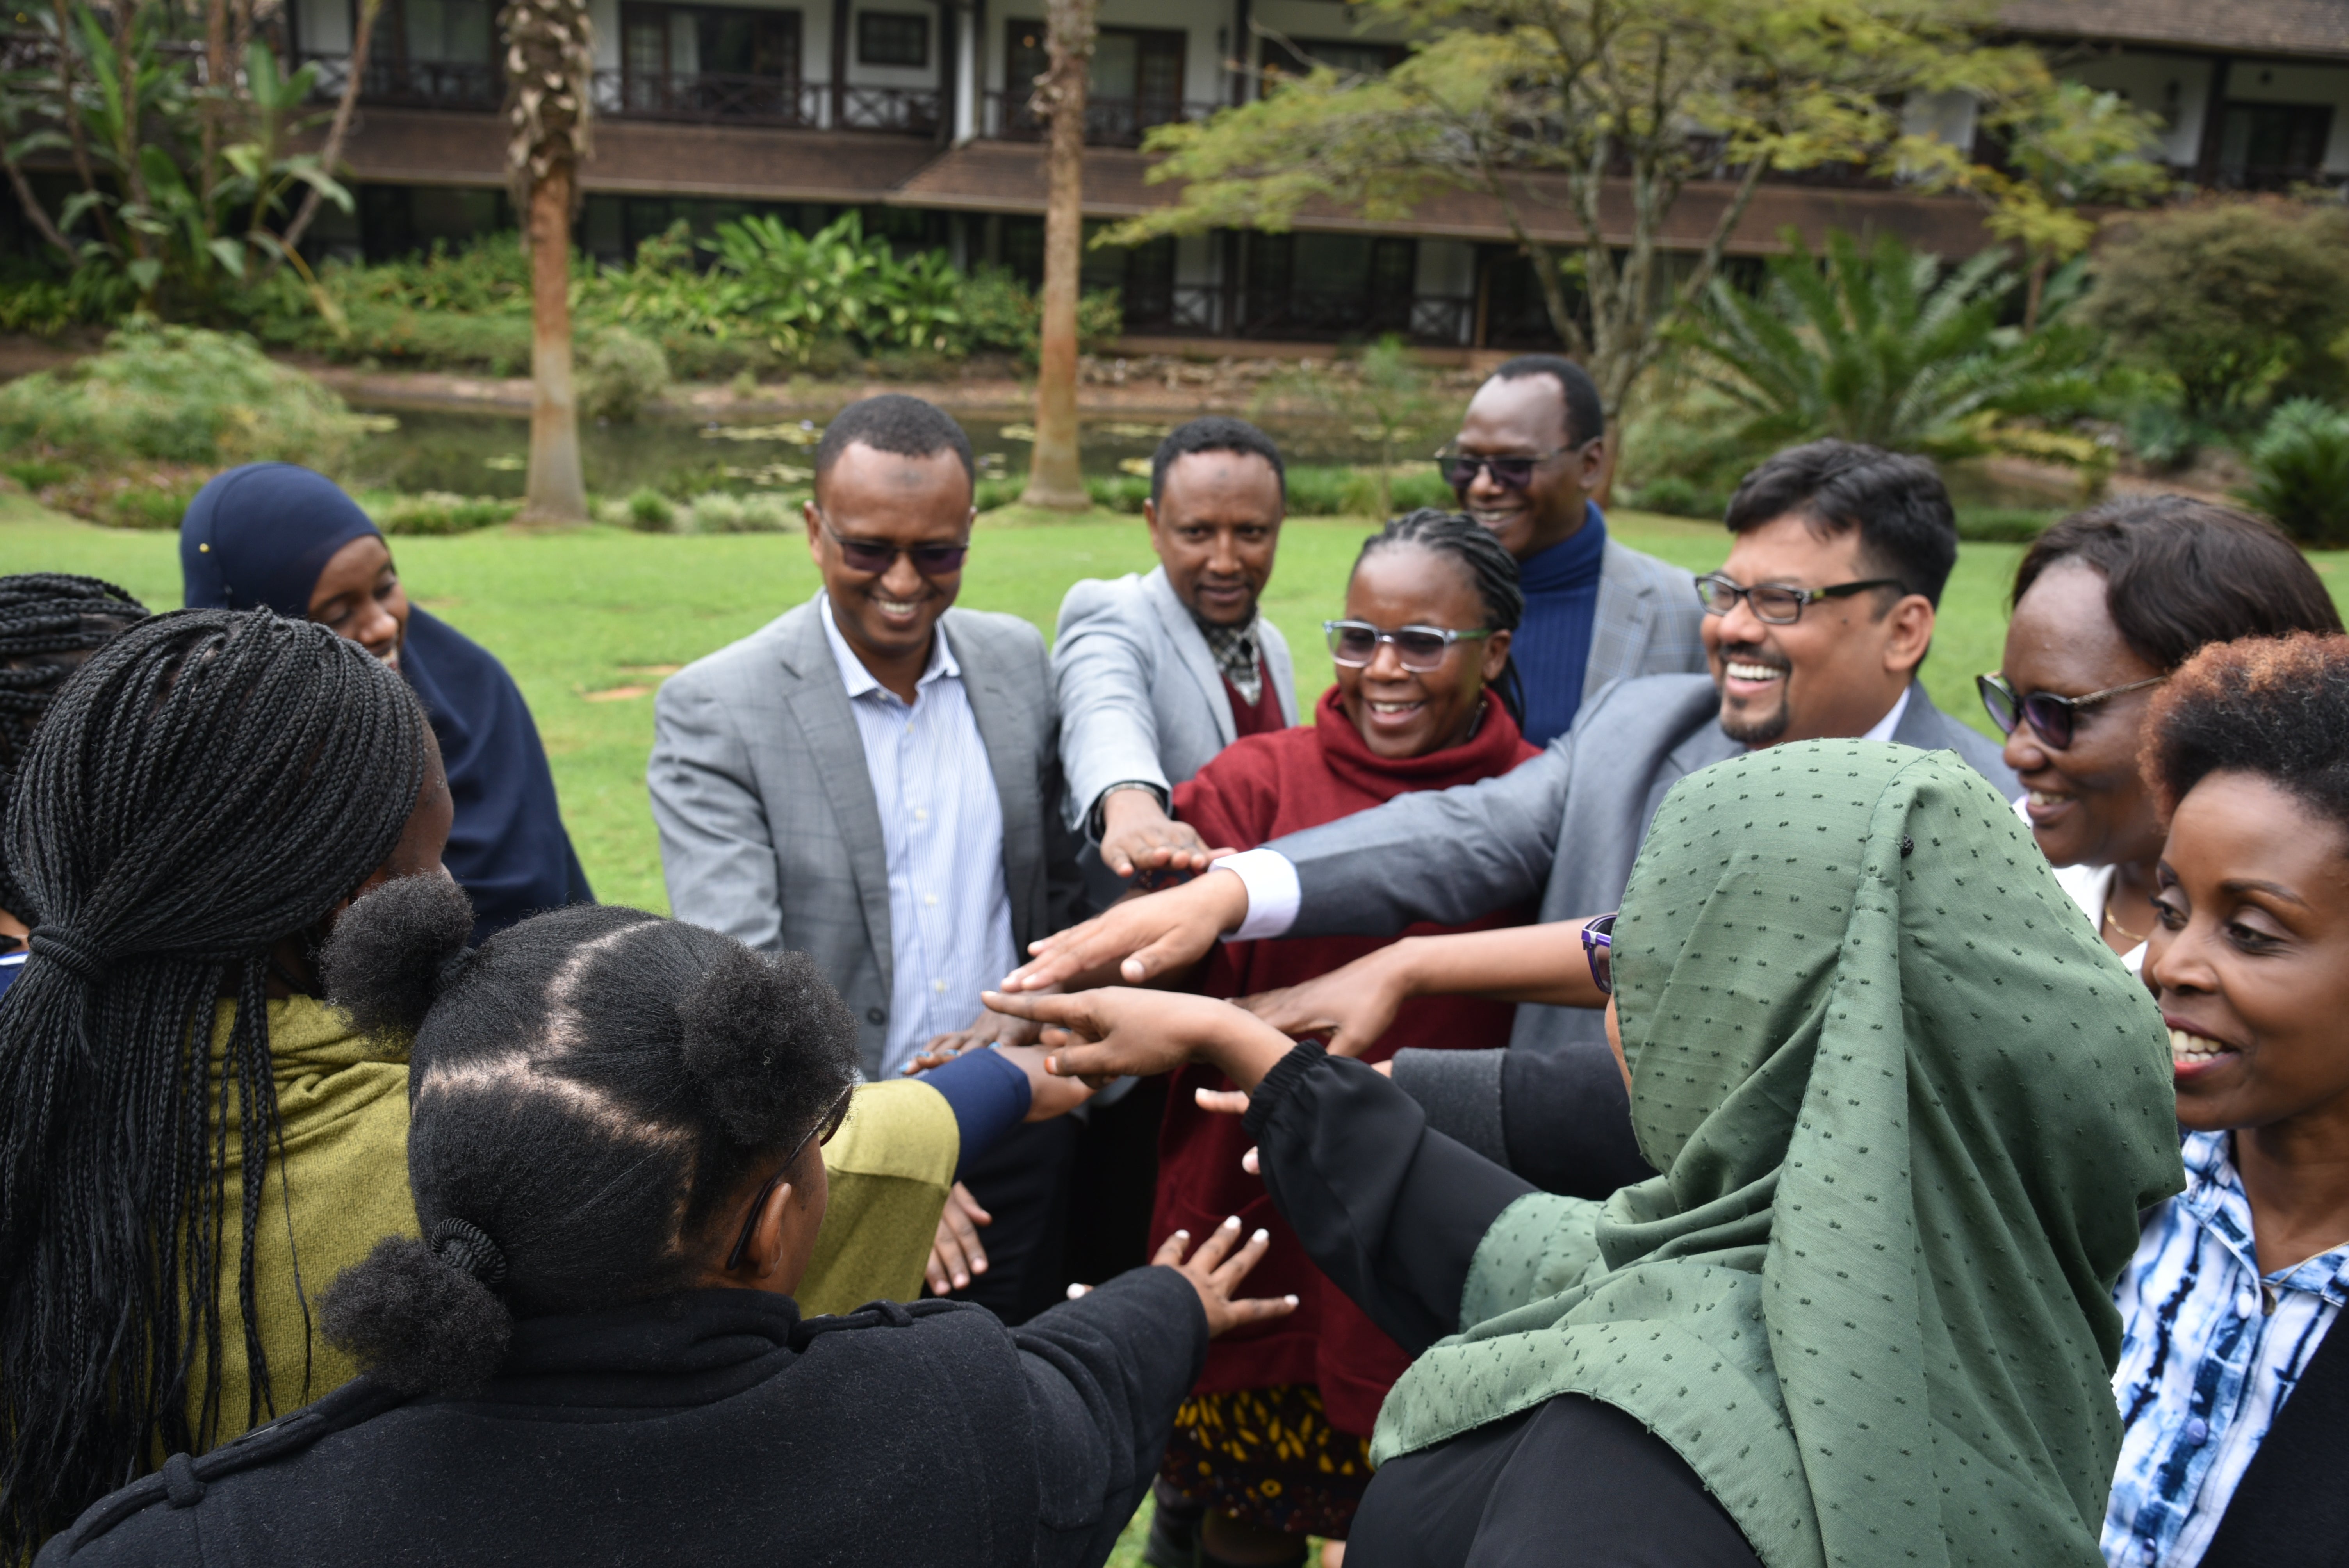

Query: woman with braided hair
[1138,509,1540,1567]
[0,609,454,1559]
[180,462,590,943]
[0,573,150,994]
[36,884,1293,1568]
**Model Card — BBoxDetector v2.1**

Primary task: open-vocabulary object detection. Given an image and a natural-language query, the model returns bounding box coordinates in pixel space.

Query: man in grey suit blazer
[650,395,1081,1321]
[1054,417,1299,893]
[1440,354,1708,746]
[1002,442,2016,1192]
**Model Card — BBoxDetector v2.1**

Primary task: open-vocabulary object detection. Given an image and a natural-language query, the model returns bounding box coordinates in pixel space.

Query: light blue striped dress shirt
[820,596,1016,1078]
[2104,1129,2349,1567]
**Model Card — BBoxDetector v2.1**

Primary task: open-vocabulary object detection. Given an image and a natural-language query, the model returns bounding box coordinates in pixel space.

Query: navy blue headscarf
[181,464,592,941]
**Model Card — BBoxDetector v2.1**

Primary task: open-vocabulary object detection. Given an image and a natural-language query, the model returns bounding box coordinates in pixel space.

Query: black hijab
[180,464,591,941]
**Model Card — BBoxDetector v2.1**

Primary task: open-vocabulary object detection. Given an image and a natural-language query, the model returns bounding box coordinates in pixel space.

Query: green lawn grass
[7,492,2342,913]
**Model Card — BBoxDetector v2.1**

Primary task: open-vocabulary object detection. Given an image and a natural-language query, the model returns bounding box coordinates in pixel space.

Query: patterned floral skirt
[1158,1382,1374,1538]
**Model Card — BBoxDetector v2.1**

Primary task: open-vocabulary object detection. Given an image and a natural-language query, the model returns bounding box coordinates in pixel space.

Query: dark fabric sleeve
[1012,1264,1209,1568]
[1499,1041,1657,1199]
[2201,1311,2349,1568]
[1387,1048,1508,1165]
[921,1049,1034,1180]
[1246,1044,1535,1352]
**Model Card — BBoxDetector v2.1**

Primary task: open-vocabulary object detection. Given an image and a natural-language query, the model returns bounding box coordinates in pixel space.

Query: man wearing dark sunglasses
[1001,440,2017,1198]
[1438,355,1706,746]
[652,393,1085,1325]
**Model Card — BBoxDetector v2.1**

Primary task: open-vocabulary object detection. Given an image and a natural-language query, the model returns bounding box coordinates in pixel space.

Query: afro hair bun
[321,1235,513,1396]
[321,874,477,1040]
[675,945,859,1147]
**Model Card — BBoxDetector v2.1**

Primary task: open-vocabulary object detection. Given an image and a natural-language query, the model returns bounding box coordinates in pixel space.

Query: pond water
[342,408,1395,499]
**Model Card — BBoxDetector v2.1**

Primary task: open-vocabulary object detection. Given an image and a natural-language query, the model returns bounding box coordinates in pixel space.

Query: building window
[1003,21,1184,143]
[620,4,804,121]
[858,10,928,67]
[2214,102,2333,190]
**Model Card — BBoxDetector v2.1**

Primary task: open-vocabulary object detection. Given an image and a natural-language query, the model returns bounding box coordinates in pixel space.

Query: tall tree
[1018,0,1097,512]
[1110,0,2134,423]
[501,0,593,523]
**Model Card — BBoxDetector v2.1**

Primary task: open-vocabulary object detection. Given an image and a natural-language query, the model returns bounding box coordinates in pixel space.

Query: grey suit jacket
[649,597,1082,1079]
[1279,670,2019,1058]
[1052,565,1299,832]
[1584,536,1710,697]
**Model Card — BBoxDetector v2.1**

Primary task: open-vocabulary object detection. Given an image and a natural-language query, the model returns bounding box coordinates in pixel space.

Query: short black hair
[2148,633,2349,839]
[1721,440,1958,608]
[1150,416,1286,507]
[317,884,861,1396]
[814,394,975,489]
[2013,495,2340,671]
[1489,355,1605,448]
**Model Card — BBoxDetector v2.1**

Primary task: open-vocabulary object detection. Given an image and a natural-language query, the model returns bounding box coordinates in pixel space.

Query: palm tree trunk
[1018,0,1095,512]
[522,161,587,523]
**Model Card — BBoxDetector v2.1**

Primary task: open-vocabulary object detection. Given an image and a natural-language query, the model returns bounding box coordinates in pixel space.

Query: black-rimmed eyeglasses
[1324,619,1494,672]
[1695,572,1907,625]
[1976,672,2165,751]
[1435,443,1588,493]
[1581,913,1616,996]
[724,1082,857,1272]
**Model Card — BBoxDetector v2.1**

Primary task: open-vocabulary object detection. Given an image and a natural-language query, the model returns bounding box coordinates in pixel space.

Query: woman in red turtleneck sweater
[1151,511,1539,1568]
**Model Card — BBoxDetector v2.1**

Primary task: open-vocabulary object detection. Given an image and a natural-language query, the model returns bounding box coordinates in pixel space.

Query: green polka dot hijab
[1371,740,2183,1568]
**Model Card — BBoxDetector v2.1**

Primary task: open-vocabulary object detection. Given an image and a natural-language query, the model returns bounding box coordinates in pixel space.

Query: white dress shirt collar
[820,592,959,699]
[1861,684,1911,745]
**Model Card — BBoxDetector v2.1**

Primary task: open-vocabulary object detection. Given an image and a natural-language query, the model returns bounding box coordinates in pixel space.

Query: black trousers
[1349,1395,1762,1568]
[947,1116,1077,1326]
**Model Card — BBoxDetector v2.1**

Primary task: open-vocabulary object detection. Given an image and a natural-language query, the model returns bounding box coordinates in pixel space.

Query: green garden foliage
[1256,337,1450,517]
[369,491,522,535]
[2080,200,2349,423]
[1675,229,2097,457]
[2237,399,2349,547]
[0,319,360,471]
[577,328,674,422]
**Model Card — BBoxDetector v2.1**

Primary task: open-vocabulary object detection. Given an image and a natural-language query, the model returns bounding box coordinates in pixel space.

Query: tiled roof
[2001,0,2349,60]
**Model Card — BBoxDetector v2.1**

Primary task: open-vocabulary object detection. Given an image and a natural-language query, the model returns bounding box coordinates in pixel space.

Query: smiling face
[1999,560,2167,871]
[1704,514,1933,747]
[805,441,974,675]
[307,534,410,669]
[2147,770,2349,1130]
[1451,375,1605,560]
[1144,449,1283,627]
[1334,544,1511,760]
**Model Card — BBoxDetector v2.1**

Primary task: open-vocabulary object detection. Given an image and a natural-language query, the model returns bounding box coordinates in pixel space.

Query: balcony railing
[594,70,817,127]
[1148,284,1476,345]
[983,90,1218,148]
[302,52,502,111]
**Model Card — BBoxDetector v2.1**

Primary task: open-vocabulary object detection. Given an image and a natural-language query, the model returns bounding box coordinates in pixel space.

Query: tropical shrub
[371,492,519,535]
[2237,399,2349,547]
[0,319,361,471]
[1675,229,2099,458]
[577,328,673,422]
[2080,200,2349,423]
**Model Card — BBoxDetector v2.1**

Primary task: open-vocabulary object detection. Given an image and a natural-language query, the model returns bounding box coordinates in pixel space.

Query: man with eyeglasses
[650,393,1084,1323]
[997,441,2016,1197]
[1438,355,1706,745]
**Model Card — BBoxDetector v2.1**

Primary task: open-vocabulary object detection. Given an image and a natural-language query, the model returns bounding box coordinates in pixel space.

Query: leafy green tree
[1674,228,2096,454]
[2237,398,2349,547]
[1109,0,2154,421]
[2079,199,2349,423]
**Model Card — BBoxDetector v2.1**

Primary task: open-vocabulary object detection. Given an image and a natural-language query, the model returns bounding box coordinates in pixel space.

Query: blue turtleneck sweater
[1511,502,1610,747]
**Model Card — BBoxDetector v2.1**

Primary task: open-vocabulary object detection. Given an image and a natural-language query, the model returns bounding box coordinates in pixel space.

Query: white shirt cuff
[1214,848,1300,941]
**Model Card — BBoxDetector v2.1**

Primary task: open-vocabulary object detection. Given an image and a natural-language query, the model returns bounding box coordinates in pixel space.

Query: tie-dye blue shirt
[2104,1130,2349,1567]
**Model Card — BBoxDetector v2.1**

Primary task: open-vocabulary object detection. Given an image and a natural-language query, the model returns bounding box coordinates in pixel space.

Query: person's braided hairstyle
[0,574,151,924]
[0,609,430,1556]
[1353,508,1528,726]
[314,886,860,1396]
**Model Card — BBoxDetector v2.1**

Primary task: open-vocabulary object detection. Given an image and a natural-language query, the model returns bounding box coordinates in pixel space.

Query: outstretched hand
[1098,789,1226,879]
[1238,946,1412,1058]
[999,871,1248,993]
[982,987,1295,1091]
[1157,1215,1297,1339]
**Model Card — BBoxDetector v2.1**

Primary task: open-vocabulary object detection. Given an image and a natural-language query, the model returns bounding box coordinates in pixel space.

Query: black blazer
[38,1271,1205,1568]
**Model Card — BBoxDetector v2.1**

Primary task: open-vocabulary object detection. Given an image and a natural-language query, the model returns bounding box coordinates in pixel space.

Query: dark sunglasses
[1976,672,2165,750]
[1434,443,1583,493]
[724,1082,857,1272]
[1581,913,1616,996]
[1695,572,1907,625]
[1324,618,1493,672]
[821,520,970,576]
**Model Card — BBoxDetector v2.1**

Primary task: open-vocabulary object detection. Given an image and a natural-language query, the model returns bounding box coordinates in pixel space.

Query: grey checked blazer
[1052,565,1299,832]
[1583,536,1711,697]
[1275,670,2019,1058]
[649,596,1082,1079]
